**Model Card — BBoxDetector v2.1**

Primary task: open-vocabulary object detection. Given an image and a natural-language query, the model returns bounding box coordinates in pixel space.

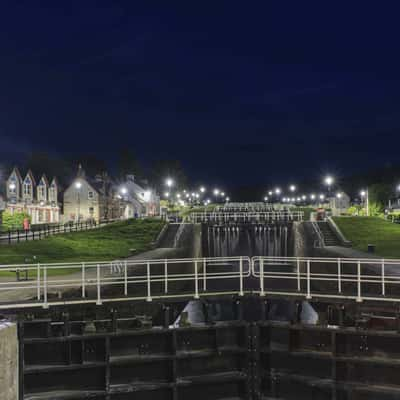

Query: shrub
[1,210,31,230]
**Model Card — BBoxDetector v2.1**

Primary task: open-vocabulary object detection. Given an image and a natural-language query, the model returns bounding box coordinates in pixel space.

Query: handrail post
[37,263,41,300]
[306,260,311,299]
[203,259,207,291]
[337,258,342,293]
[81,263,85,298]
[260,259,265,296]
[194,261,199,299]
[124,260,128,296]
[164,260,168,294]
[146,262,152,302]
[43,265,48,308]
[356,261,362,302]
[382,259,385,296]
[297,258,301,291]
[96,264,102,305]
[239,256,244,296]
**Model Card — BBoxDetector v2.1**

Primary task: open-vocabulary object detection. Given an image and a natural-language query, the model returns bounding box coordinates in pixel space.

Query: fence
[2,255,400,309]
[0,219,119,244]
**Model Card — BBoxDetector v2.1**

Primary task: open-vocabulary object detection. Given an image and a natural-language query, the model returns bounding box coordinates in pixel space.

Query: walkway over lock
[188,211,304,223]
[1,255,400,309]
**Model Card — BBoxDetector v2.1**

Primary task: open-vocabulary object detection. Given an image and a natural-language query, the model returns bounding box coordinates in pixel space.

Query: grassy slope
[0,219,165,268]
[333,216,400,258]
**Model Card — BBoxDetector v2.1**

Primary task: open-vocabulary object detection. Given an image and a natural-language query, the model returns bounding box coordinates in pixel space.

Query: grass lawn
[333,216,400,258]
[0,219,165,274]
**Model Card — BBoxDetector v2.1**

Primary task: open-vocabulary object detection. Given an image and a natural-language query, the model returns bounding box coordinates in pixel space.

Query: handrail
[1,255,400,309]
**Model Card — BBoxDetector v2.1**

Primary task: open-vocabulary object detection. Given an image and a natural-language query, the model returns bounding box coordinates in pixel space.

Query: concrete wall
[292,221,320,258]
[0,321,18,400]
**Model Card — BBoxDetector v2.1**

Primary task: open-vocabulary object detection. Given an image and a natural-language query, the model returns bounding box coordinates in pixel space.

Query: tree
[117,149,143,180]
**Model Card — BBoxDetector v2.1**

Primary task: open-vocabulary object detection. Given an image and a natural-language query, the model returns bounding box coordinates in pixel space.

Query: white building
[118,175,160,217]
[5,167,60,225]
[329,192,350,216]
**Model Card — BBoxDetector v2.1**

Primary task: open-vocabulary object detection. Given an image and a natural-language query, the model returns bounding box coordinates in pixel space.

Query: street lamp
[324,176,334,193]
[74,180,82,222]
[264,196,269,202]
[360,189,369,216]
[164,192,170,198]
[200,187,206,193]
[120,186,128,195]
[336,192,342,199]
[275,188,281,195]
[166,178,173,188]
[289,185,296,192]
[213,189,220,196]
[310,194,316,201]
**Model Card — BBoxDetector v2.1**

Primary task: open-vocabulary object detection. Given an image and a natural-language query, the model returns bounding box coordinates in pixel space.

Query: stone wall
[0,321,18,400]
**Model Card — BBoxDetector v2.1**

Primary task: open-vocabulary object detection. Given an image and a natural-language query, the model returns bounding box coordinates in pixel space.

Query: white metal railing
[0,257,251,309]
[188,211,304,223]
[1,255,400,309]
[252,256,400,303]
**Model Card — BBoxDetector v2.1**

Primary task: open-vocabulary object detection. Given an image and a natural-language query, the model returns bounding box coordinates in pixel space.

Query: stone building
[5,167,60,225]
[63,166,121,223]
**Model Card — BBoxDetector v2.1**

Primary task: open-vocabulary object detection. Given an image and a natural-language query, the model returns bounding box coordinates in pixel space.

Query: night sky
[1,1,400,186]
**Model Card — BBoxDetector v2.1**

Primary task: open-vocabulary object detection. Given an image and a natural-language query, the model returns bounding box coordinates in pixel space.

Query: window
[38,186,46,198]
[88,191,94,200]
[89,207,94,215]
[23,183,31,196]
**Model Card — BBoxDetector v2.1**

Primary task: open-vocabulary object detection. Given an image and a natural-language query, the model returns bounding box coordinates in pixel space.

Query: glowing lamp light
[166,178,173,188]
[75,181,82,189]
[324,176,334,186]
[143,191,151,202]
[289,185,296,192]
[360,190,366,197]
[120,187,128,195]
[9,182,16,190]
[200,187,205,193]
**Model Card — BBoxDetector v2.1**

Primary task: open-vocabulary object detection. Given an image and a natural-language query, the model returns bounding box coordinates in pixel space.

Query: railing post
[356,261,362,302]
[96,264,102,305]
[306,260,311,299]
[194,261,199,299]
[146,262,152,302]
[260,259,265,296]
[124,260,128,296]
[337,258,342,293]
[81,263,85,298]
[37,263,41,300]
[164,260,168,294]
[203,259,207,291]
[382,259,385,297]
[239,257,244,296]
[297,258,301,291]
[43,265,48,308]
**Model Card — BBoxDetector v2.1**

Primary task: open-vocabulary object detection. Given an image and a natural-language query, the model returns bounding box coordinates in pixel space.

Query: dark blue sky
[1,1,400,185]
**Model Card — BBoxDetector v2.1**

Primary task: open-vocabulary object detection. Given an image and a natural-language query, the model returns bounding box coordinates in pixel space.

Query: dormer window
[23,177,32,196]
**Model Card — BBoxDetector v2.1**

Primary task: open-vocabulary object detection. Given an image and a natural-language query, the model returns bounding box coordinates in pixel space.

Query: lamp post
[75,181,82,222]
[324,176,334,194]
[360,189,369,216]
